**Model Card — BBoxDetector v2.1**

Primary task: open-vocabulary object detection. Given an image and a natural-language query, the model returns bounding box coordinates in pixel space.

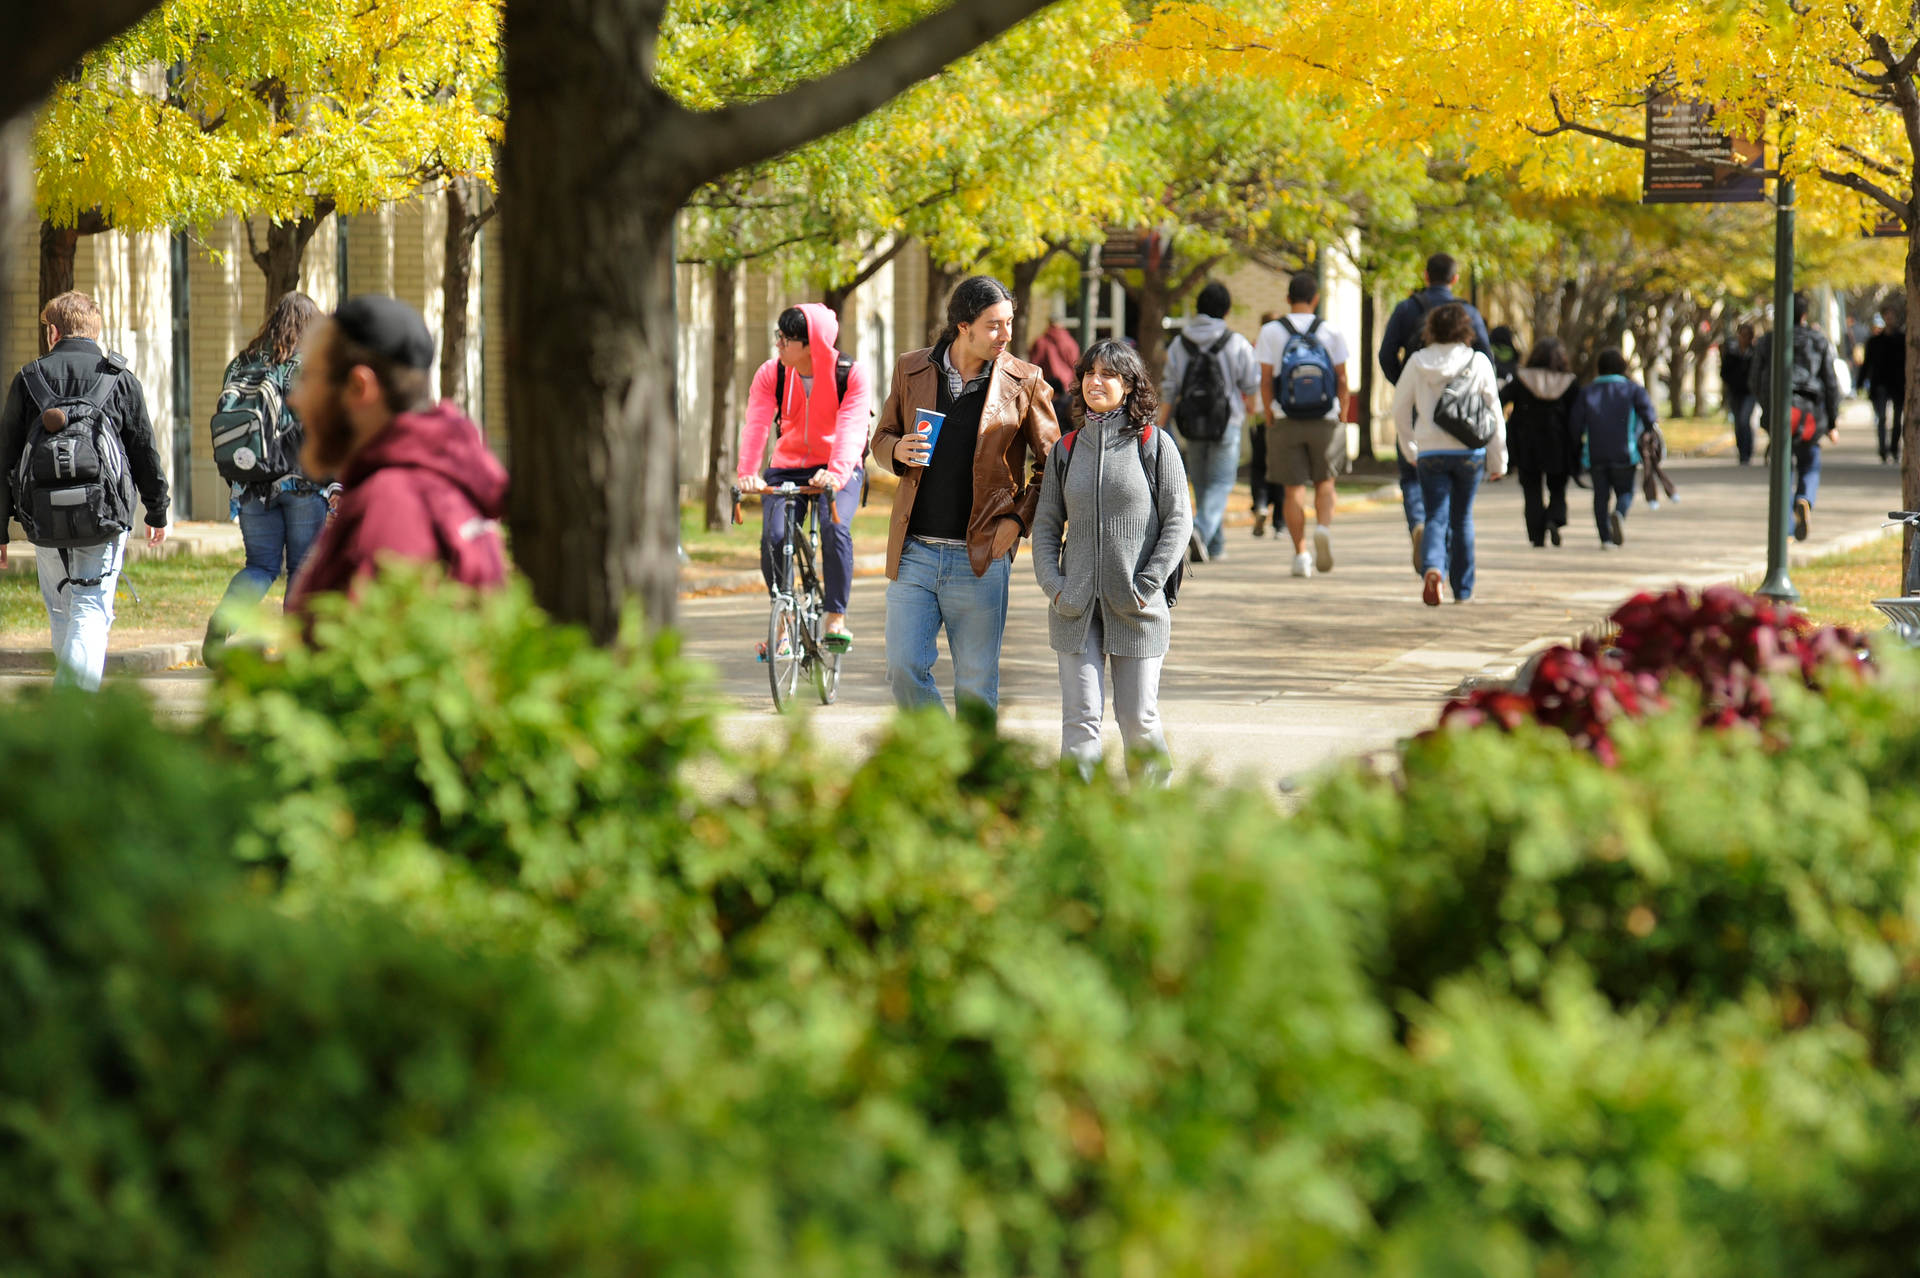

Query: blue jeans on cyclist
[760,466,862,614]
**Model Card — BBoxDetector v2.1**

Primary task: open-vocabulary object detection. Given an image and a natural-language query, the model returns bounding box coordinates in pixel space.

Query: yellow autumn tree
[36,0,500,312]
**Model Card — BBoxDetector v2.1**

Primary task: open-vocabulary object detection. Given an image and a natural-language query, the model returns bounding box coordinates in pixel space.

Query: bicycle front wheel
[768,598,804,710]
[813,635,840,705]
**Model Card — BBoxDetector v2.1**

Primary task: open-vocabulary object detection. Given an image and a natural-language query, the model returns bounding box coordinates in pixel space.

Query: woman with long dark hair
[1032,339,1191,780]
[872,275,1060,716]
[1501,336,1580,547]
[206,292,327,650]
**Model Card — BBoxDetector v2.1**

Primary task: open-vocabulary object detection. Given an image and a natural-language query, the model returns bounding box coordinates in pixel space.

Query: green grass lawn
[1790,532,1906,632]
[0,547,255,647]
[1660,416,1738,458]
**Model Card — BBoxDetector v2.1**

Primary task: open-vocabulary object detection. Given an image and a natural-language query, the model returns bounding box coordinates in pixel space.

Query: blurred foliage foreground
[7,570,1920,1277]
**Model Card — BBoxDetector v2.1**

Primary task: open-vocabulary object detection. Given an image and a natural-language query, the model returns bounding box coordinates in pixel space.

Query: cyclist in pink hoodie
[737,302,873,647]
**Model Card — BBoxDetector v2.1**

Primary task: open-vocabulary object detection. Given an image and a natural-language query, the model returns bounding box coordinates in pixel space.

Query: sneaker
[1410,523,1425,574]
[1313,524,1334,573]
[1452,593,1474,604]
[1793,497,1810,542]
[1549,525,1562,547]
[1189,531,1210,564]
[1292,551,1314,578]
[1609,511,1624,546]
[1647,499,1660,511]
[1252,510,1268,537]
[1421,568,1443,607]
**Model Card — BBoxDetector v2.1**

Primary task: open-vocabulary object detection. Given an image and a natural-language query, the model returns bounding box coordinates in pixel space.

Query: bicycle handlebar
[1890,511,1920,522]
[729,483,842,526]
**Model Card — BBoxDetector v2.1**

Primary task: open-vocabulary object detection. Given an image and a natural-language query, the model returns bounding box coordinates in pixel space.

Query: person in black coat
[1500,337,1580,547]
[1864,307,1905,464]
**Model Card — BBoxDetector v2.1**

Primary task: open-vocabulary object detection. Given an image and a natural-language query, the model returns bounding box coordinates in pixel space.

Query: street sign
[1642,95,1765,204]
[1099,230,1146,270]
[1872,213,1907,238]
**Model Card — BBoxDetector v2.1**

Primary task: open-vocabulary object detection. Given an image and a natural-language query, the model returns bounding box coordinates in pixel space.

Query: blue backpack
[1277,318,1338,419]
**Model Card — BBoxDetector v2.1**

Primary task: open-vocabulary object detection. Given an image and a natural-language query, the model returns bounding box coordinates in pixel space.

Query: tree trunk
[247,201,333,318]
[705,261,739,533]
[1904,232,1920,569]
[1665,309,1690,419]
[441,182,478,413]
[1009,248,1056,356]
[925,260,961,347]
[1135,260,1171,386]
[1356,285,1376,461]
[39,210,110,351]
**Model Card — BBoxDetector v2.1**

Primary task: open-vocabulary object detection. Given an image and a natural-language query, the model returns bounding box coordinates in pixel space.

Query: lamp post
[1756,175,1799,602]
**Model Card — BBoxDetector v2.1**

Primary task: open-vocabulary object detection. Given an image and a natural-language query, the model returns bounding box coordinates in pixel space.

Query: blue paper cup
[911,408,945,465]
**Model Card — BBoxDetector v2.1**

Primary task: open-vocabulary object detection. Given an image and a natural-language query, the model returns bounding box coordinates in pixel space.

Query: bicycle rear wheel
[768,598,803,710]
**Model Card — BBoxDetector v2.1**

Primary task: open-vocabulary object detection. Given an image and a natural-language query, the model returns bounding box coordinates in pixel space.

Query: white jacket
[1391,343,1508,475]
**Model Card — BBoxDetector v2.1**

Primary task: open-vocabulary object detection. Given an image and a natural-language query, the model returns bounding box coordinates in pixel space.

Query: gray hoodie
[1390,343,1508,474]
[1031,412,1192,658]
[1160,315,1260,437]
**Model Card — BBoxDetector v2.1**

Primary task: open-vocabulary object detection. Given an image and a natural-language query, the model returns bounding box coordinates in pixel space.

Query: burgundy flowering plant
[1438,586,1871,764]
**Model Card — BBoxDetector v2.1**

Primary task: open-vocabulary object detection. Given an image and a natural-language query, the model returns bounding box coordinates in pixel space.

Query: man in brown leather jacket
[872,275,1060,715]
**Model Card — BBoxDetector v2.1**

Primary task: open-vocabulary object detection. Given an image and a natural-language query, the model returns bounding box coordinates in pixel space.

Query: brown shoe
[1422,569,1443,607]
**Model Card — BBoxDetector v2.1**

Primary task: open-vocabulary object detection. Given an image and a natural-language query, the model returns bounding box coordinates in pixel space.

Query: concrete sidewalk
[682,403,1904,790]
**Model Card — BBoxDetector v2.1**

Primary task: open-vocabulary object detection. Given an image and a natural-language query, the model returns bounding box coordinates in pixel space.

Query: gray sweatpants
[1057,606,1169,781]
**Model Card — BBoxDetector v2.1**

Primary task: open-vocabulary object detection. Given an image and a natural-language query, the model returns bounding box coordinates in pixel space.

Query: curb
[0,640,203,675]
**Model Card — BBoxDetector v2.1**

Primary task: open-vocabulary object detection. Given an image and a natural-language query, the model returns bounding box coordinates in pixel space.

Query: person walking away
[1247,310,1281,537]
[1378,252,1493,572]
[1569,348,1657,550]
[1026,307,1082,406]
[1720,323,1759,465]
[203,292,331,664]
[1391,303,1505,606]
[1488,325,1521,386]
[1864,307,1905,464]
[872,275,1059,717]
[735,303,872,653]
[284,295,507,621]
[1255,271,1351,578]
[1033,339,1190,782]
[0,291,170,690]
[1748,294,1842,542]
[1158,281,1257,563]
[1501,336,1579,548]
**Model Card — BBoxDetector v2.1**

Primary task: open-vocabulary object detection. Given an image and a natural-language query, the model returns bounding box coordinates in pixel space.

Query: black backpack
[1789,329,1828,415]
[10,355,138,549]
[773,355,874,503]
[1055,422,1183,606]
[211,355,301,486]
[1431,365,1501,449]
[1172,332,1233,442]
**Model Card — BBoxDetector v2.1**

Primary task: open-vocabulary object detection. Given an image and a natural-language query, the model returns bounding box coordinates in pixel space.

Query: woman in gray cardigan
[1032,339,1192,780]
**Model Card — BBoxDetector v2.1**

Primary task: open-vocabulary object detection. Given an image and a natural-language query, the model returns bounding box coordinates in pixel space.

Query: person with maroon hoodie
[736,302,873,650]
[285,295,507,622]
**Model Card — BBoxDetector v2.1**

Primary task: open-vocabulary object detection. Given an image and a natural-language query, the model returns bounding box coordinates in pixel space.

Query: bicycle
[733,481,842,710]
[1872,510,1920,644]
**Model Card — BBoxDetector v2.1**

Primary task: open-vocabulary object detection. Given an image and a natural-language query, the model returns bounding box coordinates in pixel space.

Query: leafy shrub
[1440,586,1870,761]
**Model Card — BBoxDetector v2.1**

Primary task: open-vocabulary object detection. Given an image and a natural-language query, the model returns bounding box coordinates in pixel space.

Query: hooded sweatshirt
[287,401,509,618]
[1390,343,1507,473]
[1503,367,1580,476]
[737,302,874,488]
[1569,374,1657,469]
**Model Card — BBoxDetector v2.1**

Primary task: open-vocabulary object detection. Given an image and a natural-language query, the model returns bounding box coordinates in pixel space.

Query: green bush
[18,574,1920,1273]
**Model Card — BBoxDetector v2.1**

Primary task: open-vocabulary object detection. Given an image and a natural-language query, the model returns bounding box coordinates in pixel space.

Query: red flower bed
[1438,586,1870,763]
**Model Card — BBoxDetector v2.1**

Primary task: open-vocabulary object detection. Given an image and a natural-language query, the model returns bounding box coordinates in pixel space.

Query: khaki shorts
[1266,419,1346,487]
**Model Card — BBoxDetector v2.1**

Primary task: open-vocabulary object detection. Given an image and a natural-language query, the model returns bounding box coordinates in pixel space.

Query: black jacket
[1502,368,1582,477]
[0,338,170,544]
[1749,325,1841,434]
[1719,343,1755,397]
[1864,329,1905,395]
[1377,286,1492,385]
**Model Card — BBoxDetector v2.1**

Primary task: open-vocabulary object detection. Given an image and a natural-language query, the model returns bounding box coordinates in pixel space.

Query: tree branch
[1816,164,1910,218]
[670,0,1057,187]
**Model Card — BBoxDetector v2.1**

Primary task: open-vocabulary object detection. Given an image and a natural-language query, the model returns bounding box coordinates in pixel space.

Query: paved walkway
[684,405,1903,789]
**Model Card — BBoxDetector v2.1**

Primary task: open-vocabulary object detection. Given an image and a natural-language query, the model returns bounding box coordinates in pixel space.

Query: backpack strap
[835,353,853,401]
[1207,333,1231,355]
[21,361,58,415]
[22,355,121,418]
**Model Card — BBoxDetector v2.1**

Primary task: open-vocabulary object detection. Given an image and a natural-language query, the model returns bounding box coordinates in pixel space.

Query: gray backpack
[10,355,137,549]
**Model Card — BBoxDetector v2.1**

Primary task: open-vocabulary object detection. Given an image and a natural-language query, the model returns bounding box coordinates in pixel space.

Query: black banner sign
[1642,95,1765,204]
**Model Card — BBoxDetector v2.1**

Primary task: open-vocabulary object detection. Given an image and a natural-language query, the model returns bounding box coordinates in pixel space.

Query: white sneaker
[1292,551,1314,578]
[1313,524,1334,573]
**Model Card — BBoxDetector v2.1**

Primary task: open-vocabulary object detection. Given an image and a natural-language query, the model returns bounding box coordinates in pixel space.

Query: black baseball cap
[333,294,435,370]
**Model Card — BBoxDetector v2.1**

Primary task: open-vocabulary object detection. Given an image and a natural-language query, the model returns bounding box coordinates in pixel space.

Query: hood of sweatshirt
[344,401,509,517]
[1515,367,1576,400]
[1403,341,1478,393]
[798,301,840,367]
[1179,314,1229,347]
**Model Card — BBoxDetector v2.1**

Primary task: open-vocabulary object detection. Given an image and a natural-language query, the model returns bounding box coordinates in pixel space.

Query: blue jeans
[1417,453,1482,600]
[220,488,329,612]
[1729,393,1757,463]
[1794,439,1822,507]
[35,533,128,691]
[1183,423,1241,557]
[760,467,861,615]
[1398,453,1426,533]
[885,538,1011,714]
[1592,463,1636,540]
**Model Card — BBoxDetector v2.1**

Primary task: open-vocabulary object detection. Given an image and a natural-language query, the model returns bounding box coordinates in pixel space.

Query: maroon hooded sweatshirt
[287,402,508,619]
